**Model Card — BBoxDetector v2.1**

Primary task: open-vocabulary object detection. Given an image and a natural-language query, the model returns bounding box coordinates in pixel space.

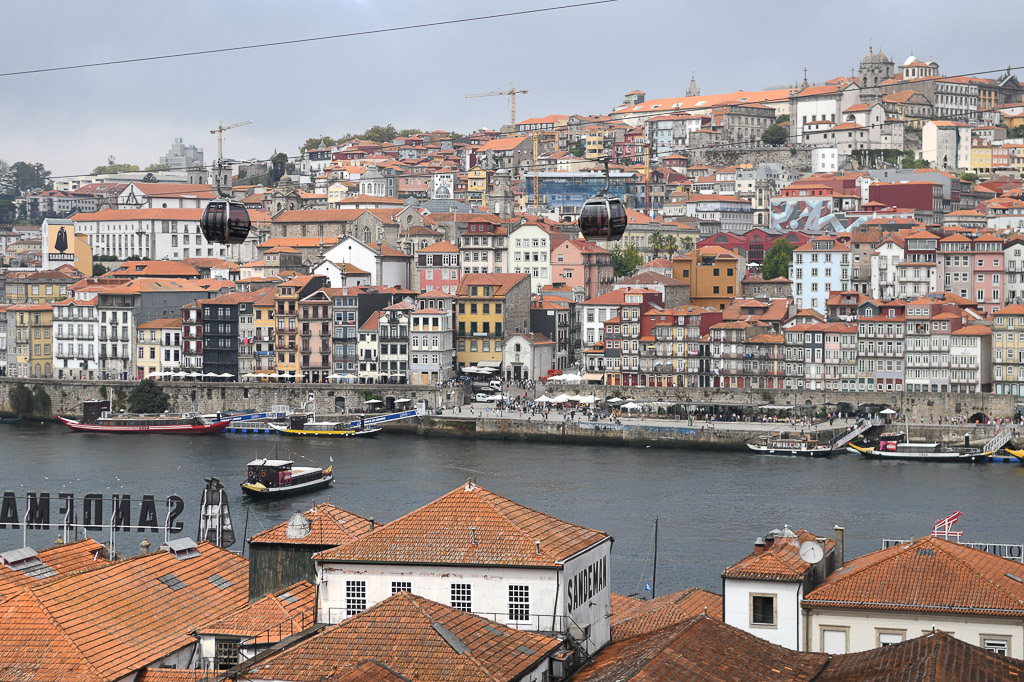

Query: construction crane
[465,83,528,132]
[210,120,253,163]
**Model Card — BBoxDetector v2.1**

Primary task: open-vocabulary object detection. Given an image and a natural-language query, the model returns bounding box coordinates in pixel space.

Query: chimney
[536,540,542,555]
[753,537,766,555]
[369,517,376,531]
[470,526,477,546]
[834,525,845,569]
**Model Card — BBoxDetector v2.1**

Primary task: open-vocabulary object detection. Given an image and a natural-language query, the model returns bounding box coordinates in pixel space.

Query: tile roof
[0,541,247,681]
[456,273,530,298]
[418,240,460,253]
[108,261,200,278]
[0,539,109,602]
[315,481,609,567]
[239,591,561,682]
[197,580,315,644]
[816,630,1024,681]
[572,615,829,682]
[136,317,183,330]
[476,136,530,152]
[803,535,1024,616]
[724,529,833,582]
[610,588,723,641]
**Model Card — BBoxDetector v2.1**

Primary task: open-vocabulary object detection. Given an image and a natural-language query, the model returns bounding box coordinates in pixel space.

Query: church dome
[404,196,421,207]
[862,46,889,64]
[903,54,918,66]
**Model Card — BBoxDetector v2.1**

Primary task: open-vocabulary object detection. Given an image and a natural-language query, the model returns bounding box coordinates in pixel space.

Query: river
[3,422,1023,595]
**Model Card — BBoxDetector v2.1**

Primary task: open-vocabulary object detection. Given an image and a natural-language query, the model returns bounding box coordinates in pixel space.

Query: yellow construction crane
[465,82,528,132]
[533,132,539,209]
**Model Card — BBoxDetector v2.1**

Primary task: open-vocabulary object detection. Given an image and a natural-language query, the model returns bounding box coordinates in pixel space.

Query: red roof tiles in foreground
[803,535,1024,617]
[240,591,561,682]
[314,481,609,567]
[0,541,247,681]
[610,588,723,642]
[724,529,834,582]
[0,538,109,602]
[198,581,315,645]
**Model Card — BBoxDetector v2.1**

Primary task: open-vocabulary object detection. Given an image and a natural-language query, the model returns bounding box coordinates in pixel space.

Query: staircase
[984,426,1018,453]
[830,419,874,449]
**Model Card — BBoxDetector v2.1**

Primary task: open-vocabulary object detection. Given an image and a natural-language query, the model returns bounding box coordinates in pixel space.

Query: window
[451,583,472,612]
[345,580,366,616]
[982,637,1008,656]
[751,594,775,627]
[508,585,530,621]
[822,628,849,655]
[877,630,905,646]
[391,581,412,594]
[214,638,240,670]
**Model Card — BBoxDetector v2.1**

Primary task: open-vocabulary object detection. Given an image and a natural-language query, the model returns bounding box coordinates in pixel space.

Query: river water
[3,422,1023,595]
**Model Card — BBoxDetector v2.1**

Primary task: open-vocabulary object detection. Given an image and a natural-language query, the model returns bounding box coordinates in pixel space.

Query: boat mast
[651,516,658,599]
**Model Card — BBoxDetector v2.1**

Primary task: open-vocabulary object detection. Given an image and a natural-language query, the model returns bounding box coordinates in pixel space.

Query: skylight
[158,573,186,591]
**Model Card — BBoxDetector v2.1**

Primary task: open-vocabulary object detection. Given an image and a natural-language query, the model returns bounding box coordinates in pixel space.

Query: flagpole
[651,516,658,599]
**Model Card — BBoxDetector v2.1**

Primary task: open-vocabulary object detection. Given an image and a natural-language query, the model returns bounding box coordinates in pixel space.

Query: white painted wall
[806,608,1024,658]
[724,577,803,650]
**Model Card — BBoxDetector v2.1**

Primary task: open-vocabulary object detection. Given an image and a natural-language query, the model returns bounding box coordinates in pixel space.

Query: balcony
[300,329,312,337]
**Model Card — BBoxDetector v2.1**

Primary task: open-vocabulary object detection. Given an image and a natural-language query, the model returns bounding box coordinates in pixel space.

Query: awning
[582,373,605,382]
[479,361,502,368]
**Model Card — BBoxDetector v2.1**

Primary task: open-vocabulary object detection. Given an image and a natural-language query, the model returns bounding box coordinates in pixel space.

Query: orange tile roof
[476,135,530,152]
[610,588,723,641]
[108,261,200,278]
[198,580,314,643]
[724,529,834,582]
[315,481,609,567]
[0,539,109,602]
[238,591,562,682]
[0,541,247,681]
[804,536,1024,616]
[271,209,365,223]
[418,240,460,253]
[456,273,530,298]
[136,317,184,330]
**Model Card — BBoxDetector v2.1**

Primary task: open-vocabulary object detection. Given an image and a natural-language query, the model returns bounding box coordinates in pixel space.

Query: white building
[870,237,905,300]
[313,481,613,655]
[790,235,851,314]
[922,121,972,170]
[319,236,410,289]
[723,526,839,651]
[71,208,237,261]
[410,307,455,386]
[52,297,99,380]
[803,536,1024,658]
[508,222,554,293]
[950,325,992,393]
[503,332,556,382]
[1005,240,1024,305]
[684,195,753,233]
[789,82,862,143]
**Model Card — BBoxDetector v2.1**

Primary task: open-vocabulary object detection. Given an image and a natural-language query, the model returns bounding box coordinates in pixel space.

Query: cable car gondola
[200,199,251,245]
[578,158,627,241]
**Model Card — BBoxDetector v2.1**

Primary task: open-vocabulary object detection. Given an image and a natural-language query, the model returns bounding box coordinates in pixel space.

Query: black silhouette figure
[54,226,68,253]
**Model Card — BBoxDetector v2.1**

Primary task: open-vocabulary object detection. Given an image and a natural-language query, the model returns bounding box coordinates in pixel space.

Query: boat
[0,417,21,425]
[58,412,231,435]
[267,413,381,438]
[241,454,333,498]
[998,448,1024,464]
[746,431,835,457]
[848,432,992,462]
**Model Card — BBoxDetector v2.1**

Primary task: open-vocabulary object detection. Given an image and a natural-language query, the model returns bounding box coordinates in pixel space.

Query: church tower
[488,169,514,221]
[858,45,894,102]
[686,72,699,97]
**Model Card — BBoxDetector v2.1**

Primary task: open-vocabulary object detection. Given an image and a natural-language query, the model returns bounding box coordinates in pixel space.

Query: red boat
[58,413,231,434]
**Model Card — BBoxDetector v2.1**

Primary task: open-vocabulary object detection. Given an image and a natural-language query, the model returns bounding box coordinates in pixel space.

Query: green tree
[611,244,643,278]
[680,236,696,252]
[649,230,665,259]
[9,162,52,193]
[662,235,678,259]
[91,163,140,174]
[761,239,795,280]
[300,136,337,153]
[127,379,170,414]
[775,114,790,124]
[144,163,170,172]
[9,383,34,416]
[1008,125,1024,138]
[761,124,788,146]
[570,141,585,157]
[32,386,51,416]
[960,172,978,184]
[93,262,109,276]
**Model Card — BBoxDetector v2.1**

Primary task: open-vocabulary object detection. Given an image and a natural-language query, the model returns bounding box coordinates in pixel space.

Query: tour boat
[847,435,992,463]
[1001,448,1024,464]
[267,413,381,438]
[241,456,333,498]
[746,431,835,457]
[58,412,231,434]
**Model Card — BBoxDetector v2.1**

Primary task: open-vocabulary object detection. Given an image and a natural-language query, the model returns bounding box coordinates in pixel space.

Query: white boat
[848,433,991,462]
[241,455,333,498]
[746,431,834,457]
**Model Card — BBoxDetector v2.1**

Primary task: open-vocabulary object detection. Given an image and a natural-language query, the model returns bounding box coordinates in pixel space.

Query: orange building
[671,246,745,310]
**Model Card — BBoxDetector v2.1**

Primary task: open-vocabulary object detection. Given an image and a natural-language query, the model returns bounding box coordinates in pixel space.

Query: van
[489,379,502,391]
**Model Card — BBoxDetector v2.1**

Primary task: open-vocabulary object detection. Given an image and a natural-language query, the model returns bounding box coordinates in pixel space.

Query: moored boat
[58,412,230,434]
[267,413,381,437]
[848,435,992,462]
[746,431,834,457]
[241,456,333,498]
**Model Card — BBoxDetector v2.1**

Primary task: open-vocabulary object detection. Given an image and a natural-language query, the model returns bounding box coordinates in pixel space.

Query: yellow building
[455,273,530,371]
[467,166,489,207]
[970,143,994,175]
[273,275,327,379]
[7,304,53,378]
[253,287,277,376]
[4,269,81,305]
[993,304,1024,396]
[135,317,182,381]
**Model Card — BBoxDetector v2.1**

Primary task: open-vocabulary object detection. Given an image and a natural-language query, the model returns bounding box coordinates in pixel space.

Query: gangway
[344,408,424,428]
[830,419,873,449]
[984,425,1018,453]
[227,407,289,423]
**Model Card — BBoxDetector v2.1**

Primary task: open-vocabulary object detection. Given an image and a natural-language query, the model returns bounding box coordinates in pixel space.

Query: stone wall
[0,377,459,416]
[687,147,815,174]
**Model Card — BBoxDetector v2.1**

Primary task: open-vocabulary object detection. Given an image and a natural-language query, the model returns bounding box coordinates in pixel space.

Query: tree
[570,141,585,158]
[761,239,795,280]
[9,383,34,416]
[1009,125,1024,138]
[680,236,696,252]
[93,262,109,276]
[960,172,978,184]
[91,163,139,174]
[300,136,337,153]
[271,152,291,183]
[32,386,51,416]
[662,235,678,259]
[144,163,170,172]
[762,124,788,146]
[9,162,52,193]
[649,231,665,259]
[775,114,790,124]
[611,244,643,278]
[127,379,170,414]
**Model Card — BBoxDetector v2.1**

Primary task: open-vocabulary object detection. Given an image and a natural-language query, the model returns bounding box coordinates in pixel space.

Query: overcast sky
[3,0,1020,177]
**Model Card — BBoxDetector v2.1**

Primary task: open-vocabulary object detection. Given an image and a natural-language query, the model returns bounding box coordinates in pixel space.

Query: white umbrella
[188,371,202,378]
[879,408,897,415]
[535,395,553,403]
[552,394,571,403]
[364,399,382,404]
[578,395,597,404]
[621,402,641,410]
[567,394,585,402]
[218,372,234,378]
[607,397,624,403]
[559,373,582,382]
[326,373,343,379]
[145,371,163,378]
[241,372,257,378]
[395,398,411,403]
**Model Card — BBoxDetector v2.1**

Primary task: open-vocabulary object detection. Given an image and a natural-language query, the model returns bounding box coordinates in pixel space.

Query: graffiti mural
[770,198,845,232]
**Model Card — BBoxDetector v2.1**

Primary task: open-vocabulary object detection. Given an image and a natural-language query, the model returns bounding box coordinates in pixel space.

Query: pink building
[973,233,1004,314]
[551,239,614,300]
[416,240,461,295]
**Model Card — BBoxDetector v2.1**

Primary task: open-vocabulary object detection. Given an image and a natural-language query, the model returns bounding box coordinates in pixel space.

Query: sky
[3,0,1022,177]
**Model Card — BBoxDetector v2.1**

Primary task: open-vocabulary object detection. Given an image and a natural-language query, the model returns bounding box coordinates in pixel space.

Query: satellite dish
[799,541,824,565]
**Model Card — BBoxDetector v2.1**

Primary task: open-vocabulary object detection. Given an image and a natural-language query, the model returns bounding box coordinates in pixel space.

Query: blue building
[524,172,637,212]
